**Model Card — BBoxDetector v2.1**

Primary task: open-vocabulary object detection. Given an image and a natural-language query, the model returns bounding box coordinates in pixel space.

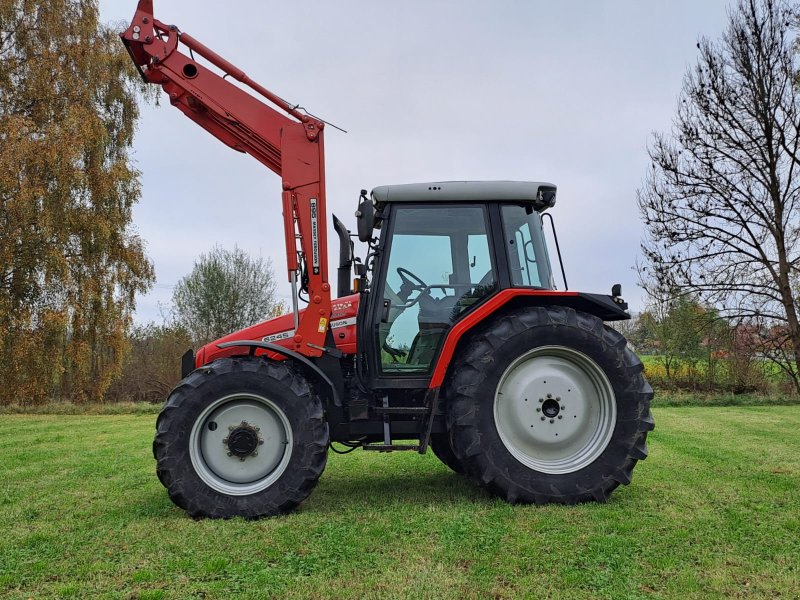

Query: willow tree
[638,0,800,391]
[0,0,154,403]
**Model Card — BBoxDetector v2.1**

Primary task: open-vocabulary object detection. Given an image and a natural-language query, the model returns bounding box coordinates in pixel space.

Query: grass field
[1,408,799,599]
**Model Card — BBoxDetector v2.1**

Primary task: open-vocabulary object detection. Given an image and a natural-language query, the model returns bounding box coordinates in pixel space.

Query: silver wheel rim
[493,345,616,474]
[189,393,293,496]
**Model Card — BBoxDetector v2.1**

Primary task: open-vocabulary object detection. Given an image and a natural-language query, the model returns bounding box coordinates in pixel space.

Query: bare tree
[638,0,800,391]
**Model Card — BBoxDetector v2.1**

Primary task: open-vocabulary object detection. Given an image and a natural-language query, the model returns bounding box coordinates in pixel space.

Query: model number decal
[262,330,294,343]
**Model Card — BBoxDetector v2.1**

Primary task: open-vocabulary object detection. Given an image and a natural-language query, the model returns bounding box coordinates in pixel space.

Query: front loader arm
[121,1,331,357]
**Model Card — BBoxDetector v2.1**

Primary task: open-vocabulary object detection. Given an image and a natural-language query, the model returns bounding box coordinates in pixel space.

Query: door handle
[380,300,390,323]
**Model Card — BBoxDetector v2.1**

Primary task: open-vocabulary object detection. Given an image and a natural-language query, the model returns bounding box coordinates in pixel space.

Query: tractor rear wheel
[429,432,464,474]
[153,357,328,518]
[447,306,653,504]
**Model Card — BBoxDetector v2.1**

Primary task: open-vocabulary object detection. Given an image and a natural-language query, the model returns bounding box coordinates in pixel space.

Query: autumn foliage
[0,0,154,404]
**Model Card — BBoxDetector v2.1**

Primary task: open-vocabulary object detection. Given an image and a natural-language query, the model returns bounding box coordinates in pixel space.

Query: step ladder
[360,389,440,453]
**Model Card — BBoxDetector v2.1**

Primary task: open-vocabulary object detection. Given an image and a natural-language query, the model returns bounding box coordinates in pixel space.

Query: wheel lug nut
[549,419,554,423]
[558,415,563,419]
[546,393,552,399]
[227,451,233,457]
[222,438,228,444]
[536,408,540,412]
[561,405,565,410]
[539,398,544,403]
[239,457,246,462]
[540,416,545,421]
[259,440,264,445]
[228,426,234,431]
[252,451,258,456]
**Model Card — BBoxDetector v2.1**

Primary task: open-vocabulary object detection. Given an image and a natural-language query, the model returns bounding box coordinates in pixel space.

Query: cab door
[367,203,497,383]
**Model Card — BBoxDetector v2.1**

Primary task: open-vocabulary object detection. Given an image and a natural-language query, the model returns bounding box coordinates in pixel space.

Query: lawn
[1,408,798,599]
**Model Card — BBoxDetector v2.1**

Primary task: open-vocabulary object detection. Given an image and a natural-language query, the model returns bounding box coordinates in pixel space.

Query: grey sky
[100,0,732,323]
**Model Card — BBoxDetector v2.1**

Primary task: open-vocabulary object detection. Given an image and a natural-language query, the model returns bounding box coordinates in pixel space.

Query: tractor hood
[194,294,359,369]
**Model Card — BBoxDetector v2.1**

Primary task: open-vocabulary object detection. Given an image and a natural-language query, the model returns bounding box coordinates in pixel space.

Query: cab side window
[501,204,552,289]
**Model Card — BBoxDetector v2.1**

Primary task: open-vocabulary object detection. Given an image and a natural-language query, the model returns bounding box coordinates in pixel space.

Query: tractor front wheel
[447,306,654,504]
[153,357,328,518]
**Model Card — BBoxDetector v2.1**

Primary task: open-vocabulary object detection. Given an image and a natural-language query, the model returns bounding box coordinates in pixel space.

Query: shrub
[105,323,192,403]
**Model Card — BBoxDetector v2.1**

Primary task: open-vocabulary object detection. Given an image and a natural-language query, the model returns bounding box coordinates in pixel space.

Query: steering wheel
[396,267,428,291]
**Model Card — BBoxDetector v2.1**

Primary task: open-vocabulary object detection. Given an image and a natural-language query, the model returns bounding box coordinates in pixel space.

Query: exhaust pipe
[333,214,353,297]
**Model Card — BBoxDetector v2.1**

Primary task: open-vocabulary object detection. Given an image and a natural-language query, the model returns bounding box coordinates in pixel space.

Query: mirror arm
[541,212,568,290]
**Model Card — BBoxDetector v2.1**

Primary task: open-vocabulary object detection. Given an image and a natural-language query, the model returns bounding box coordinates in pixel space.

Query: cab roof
[371,181,557,209]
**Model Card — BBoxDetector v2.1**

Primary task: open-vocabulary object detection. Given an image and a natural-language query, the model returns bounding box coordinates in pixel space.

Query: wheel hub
[224,421,263,459]
[541,398,561,418]
[189,395,293,494]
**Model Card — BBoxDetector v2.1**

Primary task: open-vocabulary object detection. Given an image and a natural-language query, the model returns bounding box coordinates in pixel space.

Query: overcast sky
[100,0,732,324]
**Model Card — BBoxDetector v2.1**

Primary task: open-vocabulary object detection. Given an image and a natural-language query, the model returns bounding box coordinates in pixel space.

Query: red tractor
[123,1,653,518]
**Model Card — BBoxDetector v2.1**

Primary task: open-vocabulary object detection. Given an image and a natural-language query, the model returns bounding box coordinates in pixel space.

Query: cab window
[378,205,496,375]
[501,204,553,289]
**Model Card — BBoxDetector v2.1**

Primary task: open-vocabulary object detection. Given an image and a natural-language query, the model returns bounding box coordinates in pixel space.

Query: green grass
[1,408,799,599]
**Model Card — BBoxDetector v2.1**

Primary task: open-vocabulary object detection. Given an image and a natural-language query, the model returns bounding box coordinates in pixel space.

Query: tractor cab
[351,181,559,387]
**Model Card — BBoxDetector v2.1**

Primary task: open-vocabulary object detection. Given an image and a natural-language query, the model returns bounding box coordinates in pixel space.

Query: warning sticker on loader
[318,318,328,333]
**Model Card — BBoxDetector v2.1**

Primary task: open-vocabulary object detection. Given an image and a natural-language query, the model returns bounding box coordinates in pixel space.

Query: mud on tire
[153,357,329,519]
[446,306,654,504]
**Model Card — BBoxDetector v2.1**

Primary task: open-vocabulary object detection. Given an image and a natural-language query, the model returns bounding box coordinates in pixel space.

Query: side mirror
[611,283,622,298]
[355,189,375,242]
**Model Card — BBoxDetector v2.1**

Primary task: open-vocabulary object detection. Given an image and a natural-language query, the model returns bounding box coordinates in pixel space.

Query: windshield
[501,204,554,289]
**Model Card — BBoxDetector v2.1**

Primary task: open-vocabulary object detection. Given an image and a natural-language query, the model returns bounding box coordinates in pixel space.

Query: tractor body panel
[195,294,359,368]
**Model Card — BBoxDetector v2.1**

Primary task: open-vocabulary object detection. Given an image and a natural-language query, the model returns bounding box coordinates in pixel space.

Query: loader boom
[121,0,331,357]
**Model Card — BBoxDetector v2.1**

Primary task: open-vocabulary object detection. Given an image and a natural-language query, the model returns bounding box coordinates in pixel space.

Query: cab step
[362,444,421,452]
[373,406,431,415]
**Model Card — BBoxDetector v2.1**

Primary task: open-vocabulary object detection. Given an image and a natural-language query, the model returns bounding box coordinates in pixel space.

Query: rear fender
[429,289,629,389]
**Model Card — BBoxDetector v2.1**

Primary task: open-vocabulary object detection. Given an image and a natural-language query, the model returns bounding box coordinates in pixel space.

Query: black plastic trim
[577,292,630,321]
[487,203,512,291]
[181,349,195,379]
[501,292,631,322]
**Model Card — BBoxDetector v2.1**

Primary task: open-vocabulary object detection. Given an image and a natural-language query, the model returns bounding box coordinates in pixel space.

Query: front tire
[154,357,329,518]
[447,306,654,504]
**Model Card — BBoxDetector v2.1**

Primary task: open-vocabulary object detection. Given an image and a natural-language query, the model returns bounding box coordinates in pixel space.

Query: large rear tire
[429,432,464,474]
[154,357,328,519]
[447,306,653,504]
